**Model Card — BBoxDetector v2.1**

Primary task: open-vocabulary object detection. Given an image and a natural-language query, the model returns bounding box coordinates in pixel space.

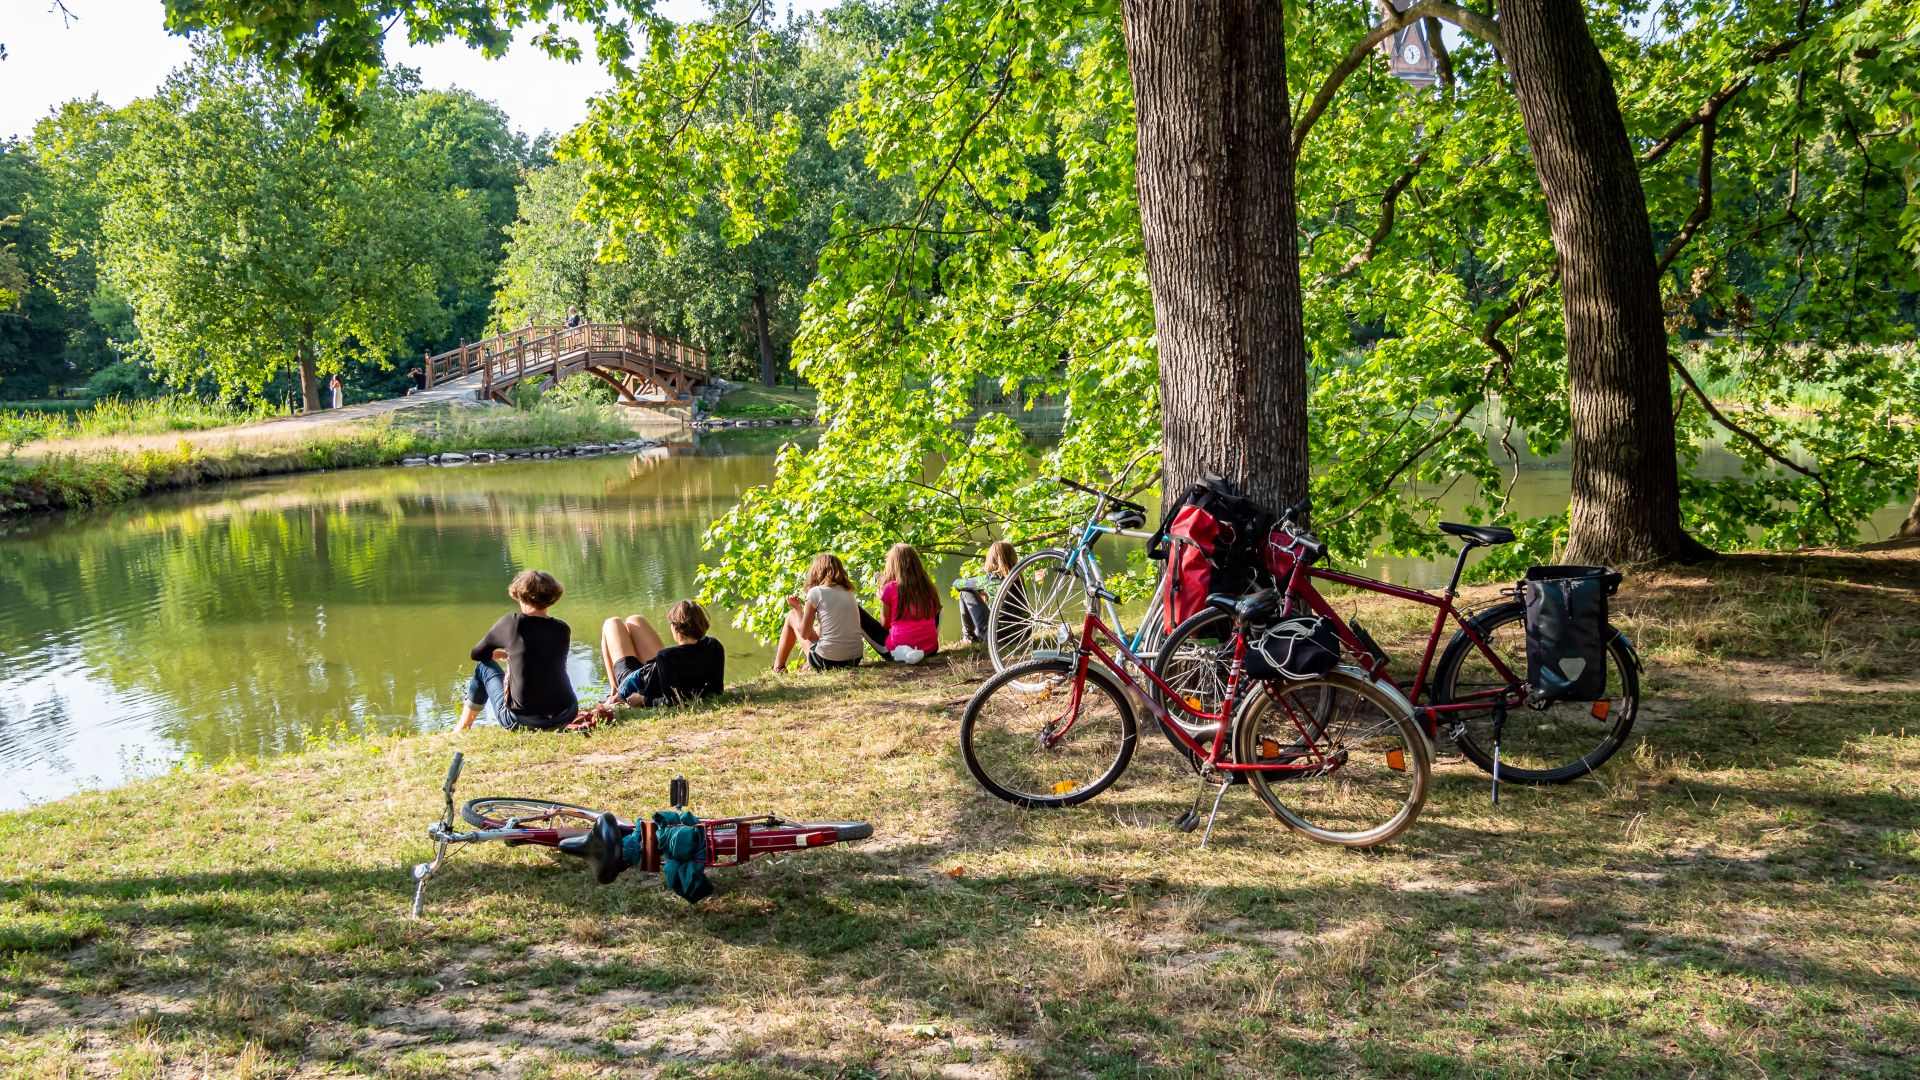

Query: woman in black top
[459,570,579,731]
[600,599,726,707]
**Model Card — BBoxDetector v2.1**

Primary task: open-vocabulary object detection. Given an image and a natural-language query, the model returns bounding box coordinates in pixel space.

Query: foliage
[94,49,490,410]
[0,395,283,444]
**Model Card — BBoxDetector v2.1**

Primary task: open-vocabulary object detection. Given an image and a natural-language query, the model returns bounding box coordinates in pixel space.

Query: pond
[0,427,1907,810]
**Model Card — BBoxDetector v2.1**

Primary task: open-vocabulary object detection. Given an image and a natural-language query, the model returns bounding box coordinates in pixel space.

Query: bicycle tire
[1233,668,1430,848]
[462,798,614,834]
[960,658,1137,808]
[747,821,873,843]
[1430,600,1638,783]
[1149,607,1237,774]
[987,549,1092,678]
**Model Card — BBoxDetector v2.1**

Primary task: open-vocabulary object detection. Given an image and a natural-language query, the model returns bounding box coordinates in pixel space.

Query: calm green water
[0,429,1907,809]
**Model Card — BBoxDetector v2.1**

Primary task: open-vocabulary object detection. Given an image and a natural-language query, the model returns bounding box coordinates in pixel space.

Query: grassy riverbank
[709,383,817,420]
[0,404,642,517]
[4,551,1917,1077]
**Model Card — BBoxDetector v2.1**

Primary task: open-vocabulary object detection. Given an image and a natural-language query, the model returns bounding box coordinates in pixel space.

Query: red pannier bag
[1152,475,1277,633]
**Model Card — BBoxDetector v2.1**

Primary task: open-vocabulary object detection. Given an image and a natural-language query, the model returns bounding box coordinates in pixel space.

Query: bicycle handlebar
[1055,475,1147,515]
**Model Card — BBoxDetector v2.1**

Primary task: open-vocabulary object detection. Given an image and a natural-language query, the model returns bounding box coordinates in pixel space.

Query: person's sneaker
[890,645,926,664]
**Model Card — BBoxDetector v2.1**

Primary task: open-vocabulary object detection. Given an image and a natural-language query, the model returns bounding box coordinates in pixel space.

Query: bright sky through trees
[0,0,837,140]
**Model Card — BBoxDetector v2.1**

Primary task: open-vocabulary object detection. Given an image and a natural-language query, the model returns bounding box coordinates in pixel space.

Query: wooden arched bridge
[424,323,710,406]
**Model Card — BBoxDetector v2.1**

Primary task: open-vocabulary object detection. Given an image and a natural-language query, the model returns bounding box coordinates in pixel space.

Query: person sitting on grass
[953,540,1019,645]
[602,599,726,707]
[862,543,942,665]
[774,553,867,673]
[459,570,578,732]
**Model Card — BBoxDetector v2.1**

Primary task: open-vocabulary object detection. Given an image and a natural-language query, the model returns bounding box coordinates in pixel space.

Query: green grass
[3,552,1918,1075]
[709,383,817,419]
[0,395,286,446]
[0,403,639,517]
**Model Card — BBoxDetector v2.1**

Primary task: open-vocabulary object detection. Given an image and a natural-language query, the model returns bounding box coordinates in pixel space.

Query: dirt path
[17,375,690,459]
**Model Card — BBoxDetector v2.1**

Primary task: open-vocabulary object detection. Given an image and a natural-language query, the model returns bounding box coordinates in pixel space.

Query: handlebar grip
[445,752,464,793]
[1282,497,1311,524]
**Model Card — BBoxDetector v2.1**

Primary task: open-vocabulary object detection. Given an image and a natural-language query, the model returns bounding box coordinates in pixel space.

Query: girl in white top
[773,553,867,672]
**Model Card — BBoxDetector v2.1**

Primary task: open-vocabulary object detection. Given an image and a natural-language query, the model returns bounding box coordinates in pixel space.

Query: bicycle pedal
[1171,810,1200,833]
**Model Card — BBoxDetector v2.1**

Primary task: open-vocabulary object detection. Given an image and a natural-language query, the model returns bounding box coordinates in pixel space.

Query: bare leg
[625,616,668,663]
[602,616,637,690]
[774,610,803,672]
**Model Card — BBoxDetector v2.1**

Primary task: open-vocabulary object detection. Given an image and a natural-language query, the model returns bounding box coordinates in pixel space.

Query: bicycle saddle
[1105,507,1147,530]
[1207,588,1282,625]
[1439,521,1515,547]
[558,812,634,884]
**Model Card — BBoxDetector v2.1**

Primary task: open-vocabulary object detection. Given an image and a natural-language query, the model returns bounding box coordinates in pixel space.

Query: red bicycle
[410,754,872,915]
[960,588,1432,848]
[1151,509,1641,793]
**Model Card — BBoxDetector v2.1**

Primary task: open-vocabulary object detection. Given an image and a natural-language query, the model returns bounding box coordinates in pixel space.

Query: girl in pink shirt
[863,543,941,662]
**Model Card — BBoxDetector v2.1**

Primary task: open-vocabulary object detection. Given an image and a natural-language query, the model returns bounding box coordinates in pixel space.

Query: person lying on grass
[773,552,867,673]
[601,599,726,707]
[459,570,579,732]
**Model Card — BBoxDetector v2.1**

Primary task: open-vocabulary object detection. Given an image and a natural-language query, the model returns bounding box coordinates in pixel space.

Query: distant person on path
[953,540,1019,645]
[329,374,344,409]
[863,543,942,664]
[565,306,583,329]
[601,600,726,707]
[459,570,579,731]
[408,367,426,396]
[774,553,866,672]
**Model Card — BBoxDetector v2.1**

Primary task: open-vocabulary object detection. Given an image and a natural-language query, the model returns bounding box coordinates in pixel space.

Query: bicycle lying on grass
[410,753,873,915]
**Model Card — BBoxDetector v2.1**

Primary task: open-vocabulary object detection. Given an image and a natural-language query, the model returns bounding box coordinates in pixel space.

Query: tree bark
[1899,462,1920,539]
[1120,0,1310,516]
[297,325,320,414]
[751,285,777,388]
[1497,0,1709,565]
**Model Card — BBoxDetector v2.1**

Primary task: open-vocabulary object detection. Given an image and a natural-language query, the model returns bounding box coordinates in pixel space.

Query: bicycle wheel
[1431,600,1638,783]
[462,798,611,834]
[988,549,1092,676]
[1233,669,1430,847]
[960,658,1137,808]
[1150,608,1236,773]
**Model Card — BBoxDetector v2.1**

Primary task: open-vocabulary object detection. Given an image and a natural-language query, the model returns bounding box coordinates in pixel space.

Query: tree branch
[1639,36,1805,166]
[1655,115,1714,275]
[1292,1,1500,157]
[1315,149,1432,286]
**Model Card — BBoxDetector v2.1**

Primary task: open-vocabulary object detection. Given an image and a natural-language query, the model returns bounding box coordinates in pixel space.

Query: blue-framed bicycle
[987,476,1179,683]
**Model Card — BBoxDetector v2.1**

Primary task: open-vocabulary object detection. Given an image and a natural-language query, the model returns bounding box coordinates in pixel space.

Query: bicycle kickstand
[1489,702,1507,807]
[1198,778,1233,849]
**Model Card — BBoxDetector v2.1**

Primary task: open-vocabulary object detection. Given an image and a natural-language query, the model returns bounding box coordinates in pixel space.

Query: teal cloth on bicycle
[652,810,713,904]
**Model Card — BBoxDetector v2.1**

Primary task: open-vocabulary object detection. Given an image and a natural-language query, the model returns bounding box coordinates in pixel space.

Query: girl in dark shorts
[459,570,579,731]
[601,600,726,706]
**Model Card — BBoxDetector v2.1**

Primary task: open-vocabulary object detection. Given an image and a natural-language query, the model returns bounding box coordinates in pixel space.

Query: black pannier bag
[1519,565,1621,704]
[1242,616,1341,683]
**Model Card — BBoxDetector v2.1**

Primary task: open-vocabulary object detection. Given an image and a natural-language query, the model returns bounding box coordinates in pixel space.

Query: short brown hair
[667,599,709,640]
[804,552,854,592]
[508,570,563,609]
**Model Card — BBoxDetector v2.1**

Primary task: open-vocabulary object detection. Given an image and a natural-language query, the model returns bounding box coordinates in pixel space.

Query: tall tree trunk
[1498,0,1710,565]
[1899,462,1920,539]
[751,286,777,388]
[296,325,320,414]
[1120,0,1309,515]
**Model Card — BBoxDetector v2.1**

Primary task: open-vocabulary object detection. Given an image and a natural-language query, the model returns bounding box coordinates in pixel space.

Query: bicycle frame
[1267,534,1524,728]
[1055,612,1343,776]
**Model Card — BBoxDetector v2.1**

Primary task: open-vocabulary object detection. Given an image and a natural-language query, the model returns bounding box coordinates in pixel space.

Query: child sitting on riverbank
[774,553,867,673]
[953,540,1019,645]
[862,543,942,664]
[459,570,579,731]
[602,600,726,707]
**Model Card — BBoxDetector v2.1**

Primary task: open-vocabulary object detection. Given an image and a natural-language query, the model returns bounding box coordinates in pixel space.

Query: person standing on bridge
[329,373,344,409]
[565,306,583,329]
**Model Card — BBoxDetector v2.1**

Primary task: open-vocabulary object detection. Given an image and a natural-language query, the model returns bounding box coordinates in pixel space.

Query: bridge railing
[424,323,709,392]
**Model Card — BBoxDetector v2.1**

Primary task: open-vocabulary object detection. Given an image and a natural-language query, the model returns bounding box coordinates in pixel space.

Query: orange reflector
[1184,696,1204,711]
[1386,748,1407,772]
[1591,699,1611,720]
[1259,738,1281,760]
[1052,781,1077,794]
